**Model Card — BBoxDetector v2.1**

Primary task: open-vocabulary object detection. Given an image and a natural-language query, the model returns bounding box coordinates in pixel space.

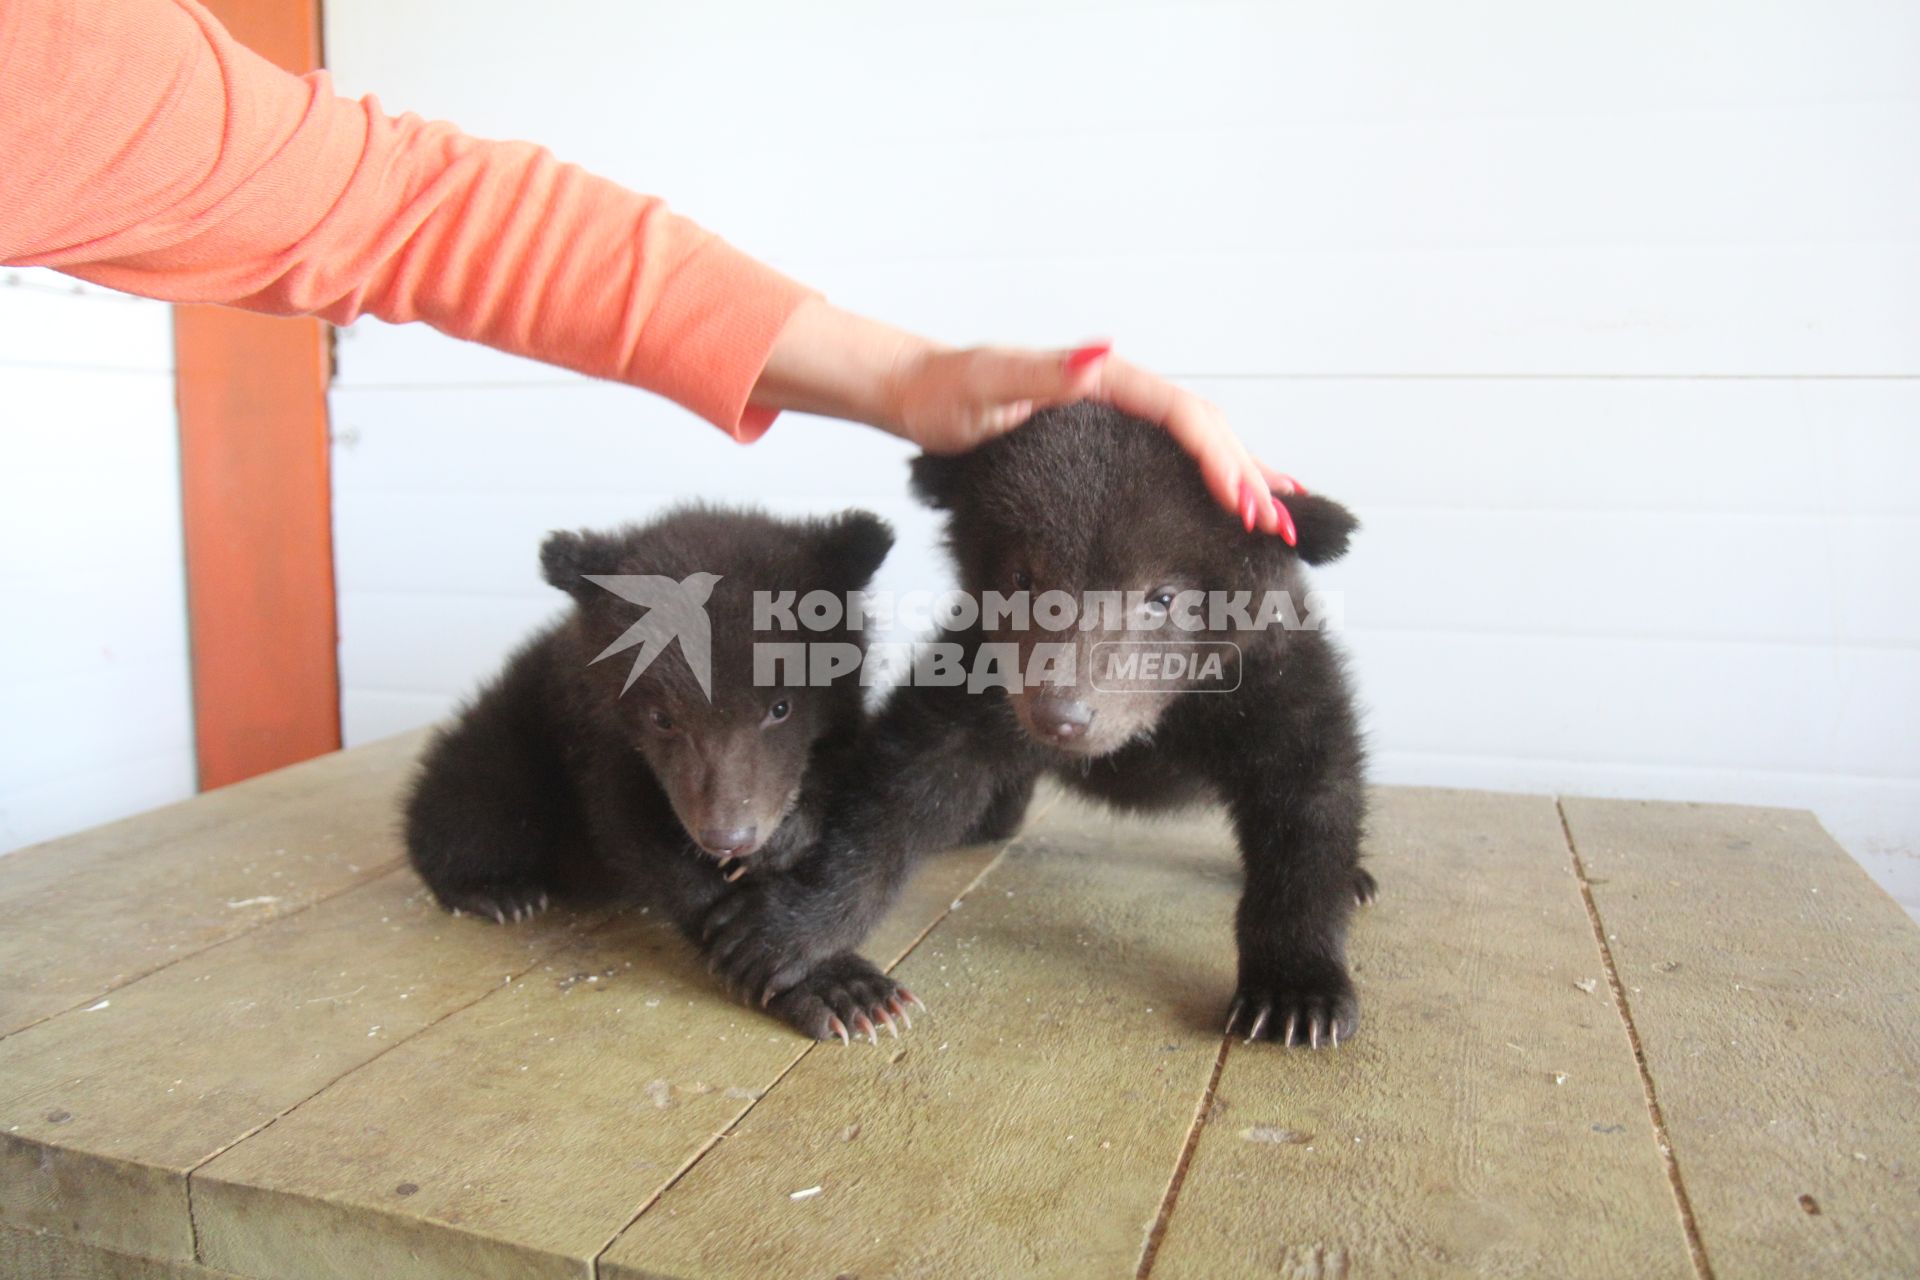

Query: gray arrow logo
[584,573,722,700]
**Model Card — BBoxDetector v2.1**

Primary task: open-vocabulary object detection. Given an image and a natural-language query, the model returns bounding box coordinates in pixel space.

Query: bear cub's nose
[1033,697,1094,744]
[699,826,758,857]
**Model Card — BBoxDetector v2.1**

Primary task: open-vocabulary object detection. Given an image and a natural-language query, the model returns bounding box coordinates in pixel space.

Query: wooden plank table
[2,734,1914,1278]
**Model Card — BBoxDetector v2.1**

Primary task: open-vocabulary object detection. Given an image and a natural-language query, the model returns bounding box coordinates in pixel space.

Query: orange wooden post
[174,0,340,789]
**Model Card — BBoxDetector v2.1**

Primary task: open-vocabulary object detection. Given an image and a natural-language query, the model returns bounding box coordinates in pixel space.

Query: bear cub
[405,506,918,1043]
[706,403,1372,1047]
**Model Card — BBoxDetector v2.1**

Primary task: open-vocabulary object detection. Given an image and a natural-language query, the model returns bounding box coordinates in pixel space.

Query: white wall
[0,270,197,851]
[322,1,1920,912]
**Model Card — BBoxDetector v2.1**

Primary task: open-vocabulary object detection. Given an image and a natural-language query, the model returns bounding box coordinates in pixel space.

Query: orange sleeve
[0,0,813,440]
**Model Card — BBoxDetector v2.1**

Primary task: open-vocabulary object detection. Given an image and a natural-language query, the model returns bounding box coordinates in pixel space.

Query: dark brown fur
[403,506,914,1040]
[705,403,1373,1047]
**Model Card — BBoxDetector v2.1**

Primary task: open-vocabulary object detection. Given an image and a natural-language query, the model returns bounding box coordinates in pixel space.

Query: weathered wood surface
[0,730,425,1037]
[0,1224,246,1280]
[3,727,1917,1280]
[1563,797,1920,1278]
[602,799,1238,1279]
[1149,789,1688,1278]
[0,867,608,1262]
[189,837,1012,1280]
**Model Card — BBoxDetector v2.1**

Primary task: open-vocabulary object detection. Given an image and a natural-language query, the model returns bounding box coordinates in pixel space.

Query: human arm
[752,298,1301,540]
[2,0,1302,528]
[0,0,808,437]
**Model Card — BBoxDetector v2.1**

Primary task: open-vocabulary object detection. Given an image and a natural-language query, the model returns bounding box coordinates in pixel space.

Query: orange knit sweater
[0,0,812,439]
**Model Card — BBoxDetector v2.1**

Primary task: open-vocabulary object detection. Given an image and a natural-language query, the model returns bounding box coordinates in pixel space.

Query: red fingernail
[1063,342,1112,374]
[1239,481,1257,532]
[1276,473,1308,496]
[1274,497,1298,546]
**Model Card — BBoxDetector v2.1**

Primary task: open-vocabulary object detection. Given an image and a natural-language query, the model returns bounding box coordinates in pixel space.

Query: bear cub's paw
[431,879,551,925]
[1353,867,1380,907]
[767,953,925,1045]
[1227,953,1359,1049]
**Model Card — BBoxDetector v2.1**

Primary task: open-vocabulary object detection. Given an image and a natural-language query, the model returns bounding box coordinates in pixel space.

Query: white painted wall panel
[0,272,195,853]
[323,1,1920,914]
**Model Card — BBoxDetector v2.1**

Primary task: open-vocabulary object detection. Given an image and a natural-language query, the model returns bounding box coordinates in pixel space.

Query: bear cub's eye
[1011,568,1033,591]
[647,707,676,734]
[764,699,792,727]
[1146,588,1178,613]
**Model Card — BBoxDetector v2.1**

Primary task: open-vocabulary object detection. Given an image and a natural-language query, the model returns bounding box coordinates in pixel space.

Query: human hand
[754,300,1302,542]
[885,340,1302,543]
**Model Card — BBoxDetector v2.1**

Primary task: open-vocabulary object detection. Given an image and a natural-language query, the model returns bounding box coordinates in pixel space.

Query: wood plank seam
[587,1014,821,1274]
[586,814,1040,1277]
[179,906,633,1267]
[0,859,398,1048]
[1557,798,1715,1280]
[1132,1032,1232,1278]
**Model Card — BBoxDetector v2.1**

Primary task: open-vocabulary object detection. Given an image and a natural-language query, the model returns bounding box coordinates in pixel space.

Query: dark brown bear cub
[706,403,1372,1047]
[404,506,916,1043]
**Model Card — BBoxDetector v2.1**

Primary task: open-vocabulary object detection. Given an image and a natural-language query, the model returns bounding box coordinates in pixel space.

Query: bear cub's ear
[908,452,966,510]
[813,510,895,593]
[540,529,622,602]
[1283,494,1361,566]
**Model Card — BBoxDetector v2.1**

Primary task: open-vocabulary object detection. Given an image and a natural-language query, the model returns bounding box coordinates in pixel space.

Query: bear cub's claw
[1353,867,1379,907]
[437,883,550,925]
[767,953,923,1045]
[1226,957,1359,1049]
